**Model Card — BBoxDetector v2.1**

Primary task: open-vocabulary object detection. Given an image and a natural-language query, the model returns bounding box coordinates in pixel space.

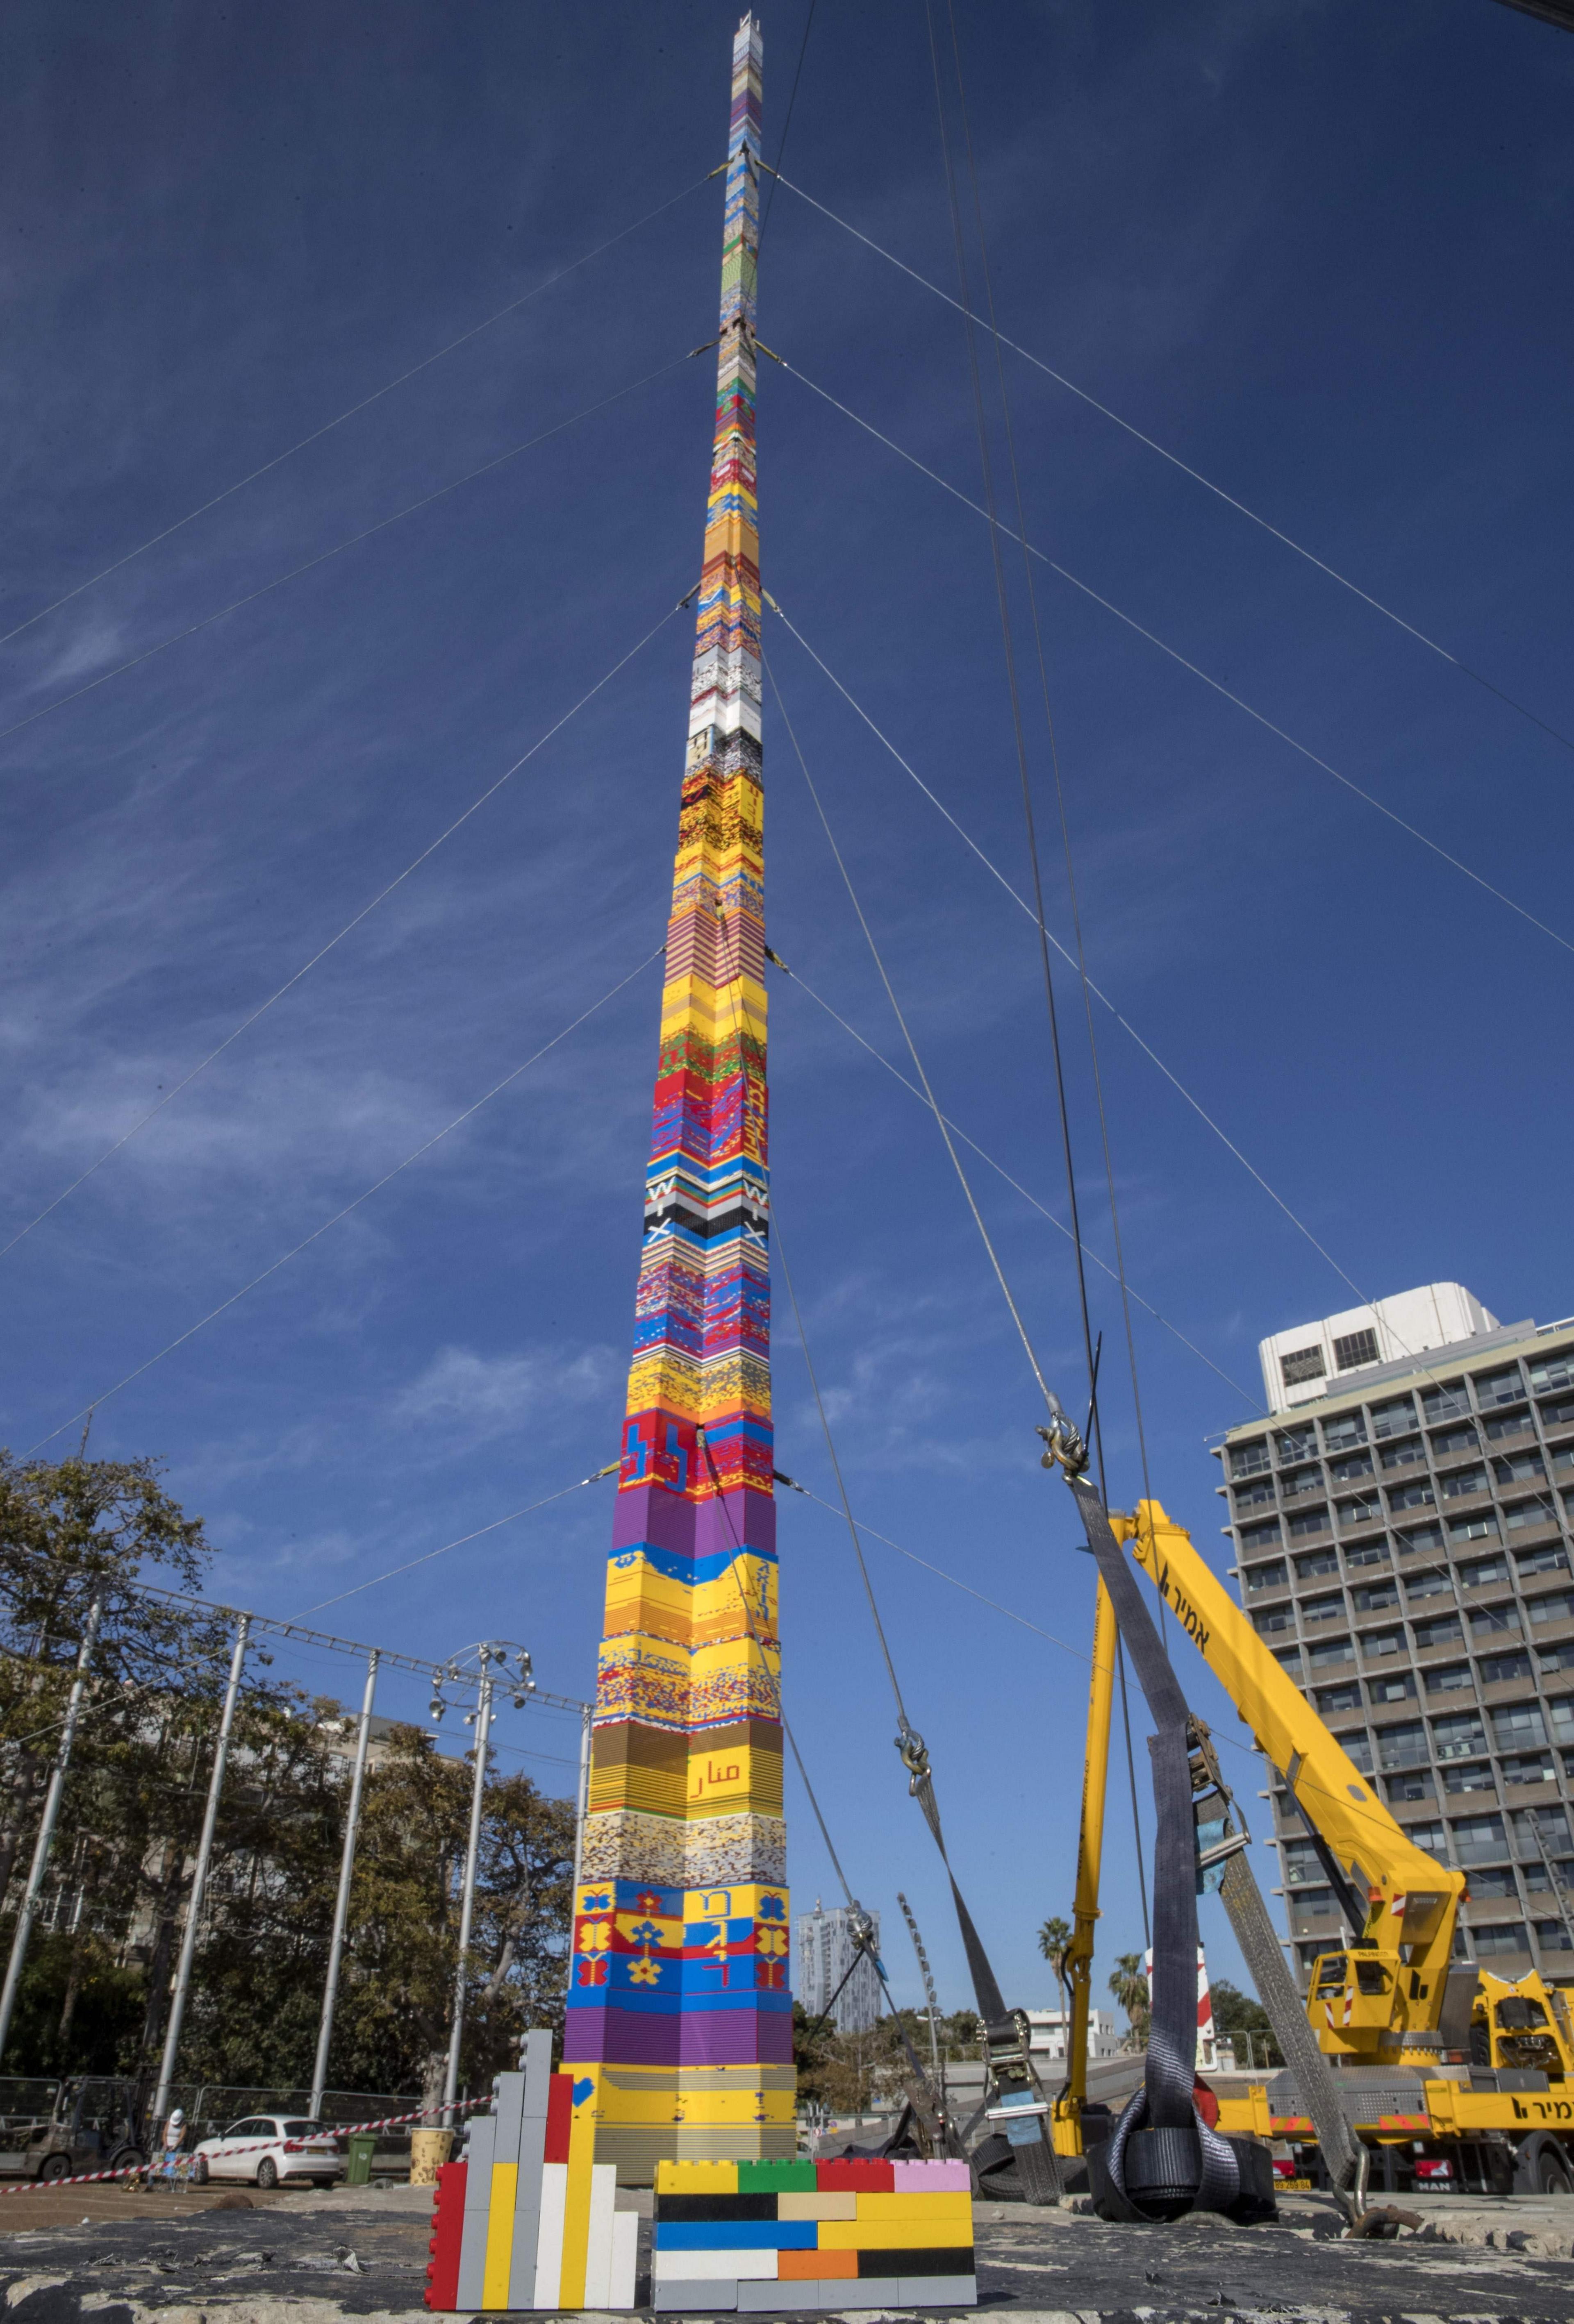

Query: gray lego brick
[493,2069,526,2165]
[653,2280,740,2311]
[520,2026,555,2111]
[895,2276,978,2307]
[453,2114,496,2314]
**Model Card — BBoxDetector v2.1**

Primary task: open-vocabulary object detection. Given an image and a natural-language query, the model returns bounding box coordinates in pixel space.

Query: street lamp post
[0,1596,104,2064]
[152,1614,250,2124]
[309,1646,379,2117]
[442,1646,496,2126]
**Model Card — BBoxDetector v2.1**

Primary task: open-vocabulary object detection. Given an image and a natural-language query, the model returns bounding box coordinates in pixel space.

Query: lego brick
[896,2276,978,2307]
[737,2158,817,2193]
[660,2194,778,2222]
[737,2279,819,2312]
[890,2160,970,2193]
[654,2248,779,2283]
[855,2246,976,2278]
[656,2159,743,2195]
[532,2161,568,2308]
[816,2286,910,2310]
[544,2071,572,2165]
[520,2027,555,2111]
[657,2220,815,2251]
[558,2073,599,2308]
[507,2100,549,2310]
[850,2191,972,2224]
[777,2248,857,2280]
[653,2283,739,2312]
[814,2162,895,2192]
[777,2194,857,2222]
[423,2158,466,2312]
[608,2206,639,2310]
[821,2220,974,2251]
[582,2160,618,2308]
[480,2160,519,2308]
[455,2120,496,2313]
[494,2072,526,2167]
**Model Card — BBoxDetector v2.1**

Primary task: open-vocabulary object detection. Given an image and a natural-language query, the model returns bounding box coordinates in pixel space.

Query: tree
[1209,1980,1282,2070]
[1037,1915,1073,2031]
[1108,1952,1149,2051]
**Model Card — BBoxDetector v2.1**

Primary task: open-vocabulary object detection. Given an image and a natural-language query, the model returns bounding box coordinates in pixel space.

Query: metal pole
[309,1647,378,2117]
[152,1613,249,2123]
[443,1651,494,2125]
[571,1701,592,1904]
[0,1597,103,2063]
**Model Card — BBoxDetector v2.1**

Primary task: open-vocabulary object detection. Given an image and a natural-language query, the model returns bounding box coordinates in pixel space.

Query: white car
[192,2114,345,2189]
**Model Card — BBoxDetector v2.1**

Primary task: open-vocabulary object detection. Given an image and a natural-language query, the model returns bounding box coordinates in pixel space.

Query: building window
[1281,1346,1327,1389]
[1302,1592,1345,1624]
[1499,1752,1556,1786]
[1423,1381,1472,1423]
[1323,1411,1368,1452]
[1330,1451,1375,1483]
[1352,1581,1399,1615]
[1486,1408,1535,1440]
[1492,1702,1549,1752]
[1291,1886,1337,1919]
[1385,1768,1435,1804]
[1338,1495,1383,1529]
[1346,1538,1391,1569]
[1389,1482,1436,1512]
[1294,1548,1340,1581]
[1245,1559,1288,1591]
[1450,1813,1509,1863]
[1334,1328,1380,1373]
[1308,1635,1353,1669]
[1281,1466,1323,1500]
[1272,1645,1304,1675]
[1513,1804,1572,1853]
[1400,1522,1446,1553]
[1435,1711,1488,1760]
[1314,1681,1362,1715]
[1253,1606,1295,1636]
[1494,1452,1546,1485]
[1371,1397,1417,1441]
[1369,1670,1417,1704]
[1234,1477,1276,1510]
[1458,1552,1510,1589]
[1538,1641,1574,1673]
[1413,1613,1465,1651]
[1275,1425,1319,1463]
[1406,1819,1448,1856]
[1230,1438,1271,1480]
[1527,1589,1574,1627]
[1444,1761,1496,1795]
[1381,1438,1426,1472]
[1541,1395,1574,1432]
[1450,1515,1501,1546]
[1529,1351,1574,1397]
[1426,1663,1473,1694]
[1376,1721,1428,1769]
[1404,1568,1452,1601]
[1468,1864,1520,1898]
[1473,1366,1526,1409]
[1468,1601,1521,1637]
[1504,1502,1557,1536]
[1240,1520,1283,1552]
[1536,1922,1574,1951]
[1290,1507,1332,1539]
[1362,1629,1406,1660]
[1342,1731,1375,1773]
[1473,1923,1530,1956]
[1477,1650,1534,1687]
[1441,1466,1489,1499]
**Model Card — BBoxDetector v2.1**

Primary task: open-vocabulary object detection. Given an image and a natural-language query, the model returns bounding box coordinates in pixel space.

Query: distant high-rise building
[796,1902,882,2034]
[1218,1284,1574,1989]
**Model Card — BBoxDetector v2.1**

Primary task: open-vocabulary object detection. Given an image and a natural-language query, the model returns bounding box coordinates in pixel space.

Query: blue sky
[2,0,1570,2026]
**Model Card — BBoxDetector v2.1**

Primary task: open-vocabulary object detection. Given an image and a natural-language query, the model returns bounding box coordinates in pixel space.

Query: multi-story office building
[1217,1285,1574,1990]
[796,1901,883,2034]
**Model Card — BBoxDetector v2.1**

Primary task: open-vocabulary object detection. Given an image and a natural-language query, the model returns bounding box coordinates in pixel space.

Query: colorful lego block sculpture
[651,2158,977,2313]
[568,14,794,2182]
[424,2035,637,2312]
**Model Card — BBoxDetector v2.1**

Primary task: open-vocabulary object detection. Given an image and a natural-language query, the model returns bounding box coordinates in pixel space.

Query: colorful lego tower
[564,14,793,2182]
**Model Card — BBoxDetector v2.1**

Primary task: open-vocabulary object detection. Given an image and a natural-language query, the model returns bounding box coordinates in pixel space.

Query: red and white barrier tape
[2,2092,491,2195]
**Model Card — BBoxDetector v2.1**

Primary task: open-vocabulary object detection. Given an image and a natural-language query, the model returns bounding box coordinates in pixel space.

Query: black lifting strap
[1045,1428,1246,2223]
[897,1728,1062,2204]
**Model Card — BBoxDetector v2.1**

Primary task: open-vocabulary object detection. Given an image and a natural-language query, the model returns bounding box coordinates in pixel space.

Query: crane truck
[1055,1499,1574,2197]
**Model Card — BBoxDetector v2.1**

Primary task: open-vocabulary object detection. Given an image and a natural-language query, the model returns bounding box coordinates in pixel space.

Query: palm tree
[1108,1952,1150,2051]
[1037,1916,1073,2047]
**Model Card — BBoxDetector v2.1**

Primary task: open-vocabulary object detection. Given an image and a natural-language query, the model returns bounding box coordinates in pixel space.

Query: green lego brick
[736,2159,818,2194]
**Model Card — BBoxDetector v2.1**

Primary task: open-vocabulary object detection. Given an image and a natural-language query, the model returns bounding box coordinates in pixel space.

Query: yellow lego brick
[480,2162,517,2308]
[558,2082,598,2308]
[778,2193,858,2221]
[654,2160,740,2193]
[852,2192,973,2224]
[818,2220,973,2251]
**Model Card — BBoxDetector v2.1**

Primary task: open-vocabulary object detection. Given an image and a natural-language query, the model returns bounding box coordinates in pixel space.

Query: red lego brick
[814,2160,896,2192]
[544,2069,573,2165]
[423,2158,467,2310]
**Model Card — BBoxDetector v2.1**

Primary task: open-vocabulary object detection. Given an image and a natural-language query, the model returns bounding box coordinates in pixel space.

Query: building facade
[796,1903,882,2035]
[1023,2007,1123,2064]
[1218,1290,1574,1990]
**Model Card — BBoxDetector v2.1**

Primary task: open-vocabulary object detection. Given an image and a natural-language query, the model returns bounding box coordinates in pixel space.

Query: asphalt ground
[4,2184,1574,2321]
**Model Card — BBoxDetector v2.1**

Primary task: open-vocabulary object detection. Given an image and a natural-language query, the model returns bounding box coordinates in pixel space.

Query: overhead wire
[769,170,1574,765]
[1,589,690,1262]
[764,943,1261,1410]
[755,0,817,256]
[771,355,1574,963]
[23,940,667,1456]
[0,349,701,754]
[0,174,712,658]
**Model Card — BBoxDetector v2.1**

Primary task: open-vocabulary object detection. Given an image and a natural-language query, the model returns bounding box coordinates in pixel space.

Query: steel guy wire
[770,170,1574,766]
[0,351,700,755]
[773,356,1574,963]
[943,0,1155,1521]
[24,941,666,1456]
[763,944,1261,1410]
[755,0,817,256]
[0,174,713,657]
[765,645,1060,1424]
[0,590,689,1263]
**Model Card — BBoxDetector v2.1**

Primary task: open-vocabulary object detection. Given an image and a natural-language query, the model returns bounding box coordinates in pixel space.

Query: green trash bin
[343,2132,379,2188]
